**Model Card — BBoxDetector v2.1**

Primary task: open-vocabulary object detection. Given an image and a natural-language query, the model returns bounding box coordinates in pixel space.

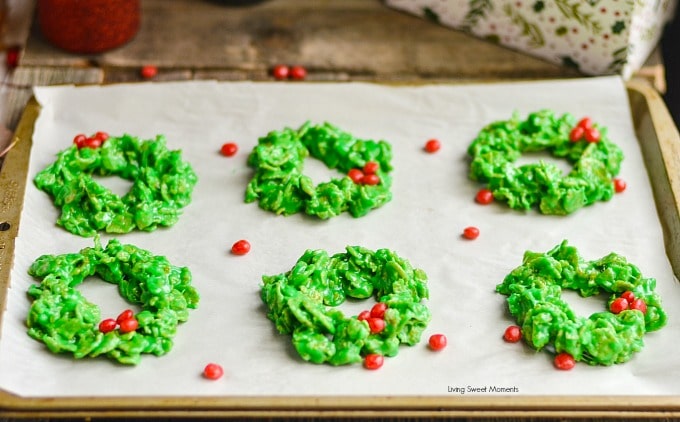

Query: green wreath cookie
[34,133,198,237]
[26,237,199,365]
[496,241,666,366]
[245,121,393,219]
[261,246,431,366]
[468,110,624,215]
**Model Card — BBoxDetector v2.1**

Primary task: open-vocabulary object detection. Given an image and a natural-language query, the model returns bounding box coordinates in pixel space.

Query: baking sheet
[0,76,678,399]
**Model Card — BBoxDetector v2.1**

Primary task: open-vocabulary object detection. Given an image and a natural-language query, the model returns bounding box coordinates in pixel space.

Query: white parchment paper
[1,77,679,398]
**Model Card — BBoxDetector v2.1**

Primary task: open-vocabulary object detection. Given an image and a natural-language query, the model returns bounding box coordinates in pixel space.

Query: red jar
[38,0,140,54]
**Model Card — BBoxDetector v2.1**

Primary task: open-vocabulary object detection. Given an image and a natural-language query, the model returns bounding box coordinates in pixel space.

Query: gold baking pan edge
[1,80,679,418]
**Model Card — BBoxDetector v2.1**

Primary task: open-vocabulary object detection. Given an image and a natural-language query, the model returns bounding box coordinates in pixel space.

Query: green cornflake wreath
[467,110,624,215]
[261,246,431,366]
[26,237,199,365]
[496,240,667,366]
[245,121,393,219]
[34,134,198,237]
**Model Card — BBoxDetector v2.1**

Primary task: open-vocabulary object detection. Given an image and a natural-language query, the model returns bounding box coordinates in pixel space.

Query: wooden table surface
[0,0,675,419]
[5,0,593,130]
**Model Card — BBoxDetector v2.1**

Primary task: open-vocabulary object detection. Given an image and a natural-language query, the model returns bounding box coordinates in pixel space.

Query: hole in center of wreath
[560,289,610,317]
[514,151,574,176]
[91,174,135,198]
[303,158,348,185]
[78,276,141,320]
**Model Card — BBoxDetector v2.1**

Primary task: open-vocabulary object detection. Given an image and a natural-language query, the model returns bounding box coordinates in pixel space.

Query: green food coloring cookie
[261,246,431,366]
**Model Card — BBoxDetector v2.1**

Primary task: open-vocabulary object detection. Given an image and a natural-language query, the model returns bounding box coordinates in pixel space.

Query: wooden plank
[21,0,581,82]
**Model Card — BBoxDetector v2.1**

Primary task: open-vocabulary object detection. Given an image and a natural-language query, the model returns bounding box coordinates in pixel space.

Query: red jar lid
[38,0,140,54]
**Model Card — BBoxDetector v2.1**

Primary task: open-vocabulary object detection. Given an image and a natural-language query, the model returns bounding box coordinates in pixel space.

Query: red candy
[370,302,387,318]
[357,310,371,321]
[272,64,289,80]
[462,226,480,240]
[348,168,364,184]
[554,352,576,370]
[116,309,134,325]
[367,317,386,334]
[82,137,102,149]
[613,178,627,193]
[119,317,138,333]
[630,298,647,314]
[570,117,600,143]
[362,173,380,186]
[98,318,117,334]
[609,297,629,314]
[503,325,522,343]
[73,134,87,147]
[620,291,635,303]
[475,188,494,205]
[424,139,441,153]
[577,117,593,130]
[140,65,158,79]
[363,161,379,175]
[363,353,384,370]
[94,131,109,142]
[584,127,601,143]
[220,142,238,157]
[428,334,447,351]
[203,363,224,380]
[290,65,307,80]
[569,126,584,142]
[231,239,251,255]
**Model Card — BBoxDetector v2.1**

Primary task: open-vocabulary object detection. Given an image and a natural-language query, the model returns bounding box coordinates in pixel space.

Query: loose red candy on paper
[609,297,629,314]
[231,239,251,255]
[613,178,627,193]
[475,188,494,205]
[554,352,576,370]
[462,226,480,240]
[503,325,522,343]
[98,318,117,334]
[220,142,238,157]
[203,363,224,380]
[424,139,441,153]
[363,353,384,370]
[428,334,447,351]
